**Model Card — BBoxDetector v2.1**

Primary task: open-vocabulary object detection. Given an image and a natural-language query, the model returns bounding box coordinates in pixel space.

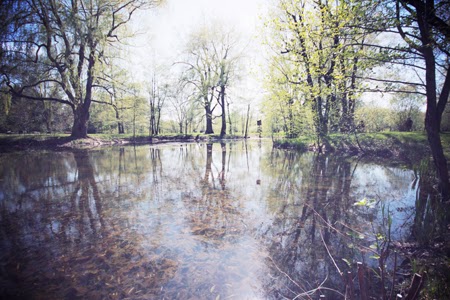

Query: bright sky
[129,0,268,70]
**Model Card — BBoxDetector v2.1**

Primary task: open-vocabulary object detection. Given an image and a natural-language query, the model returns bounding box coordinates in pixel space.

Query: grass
[272,135,315,151]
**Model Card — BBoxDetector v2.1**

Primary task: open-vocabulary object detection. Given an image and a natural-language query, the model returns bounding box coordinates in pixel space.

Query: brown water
[0,141,423,299]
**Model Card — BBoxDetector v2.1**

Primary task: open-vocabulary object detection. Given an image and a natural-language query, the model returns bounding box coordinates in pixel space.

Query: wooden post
[404,273,423,300]
[357,262,367,300]
[244,104,250,138]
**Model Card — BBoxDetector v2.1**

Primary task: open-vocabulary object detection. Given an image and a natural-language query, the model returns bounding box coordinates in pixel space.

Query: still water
[0,141,422,299]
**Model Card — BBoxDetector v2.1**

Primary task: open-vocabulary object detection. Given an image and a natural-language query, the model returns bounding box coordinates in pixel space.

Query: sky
[129,0,268,71]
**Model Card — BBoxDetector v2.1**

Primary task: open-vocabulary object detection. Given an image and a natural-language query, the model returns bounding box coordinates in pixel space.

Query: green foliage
[355,105,396,132]
[263,0,385,139]
[0,97,72,134]
[390,92,425,131]
[273,135,315,151]
[261,69,314,138]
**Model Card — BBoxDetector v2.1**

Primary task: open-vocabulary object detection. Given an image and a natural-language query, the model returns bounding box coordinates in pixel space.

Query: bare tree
[178,25,240,136]
[169,81,200,134]
[147,71,169,136]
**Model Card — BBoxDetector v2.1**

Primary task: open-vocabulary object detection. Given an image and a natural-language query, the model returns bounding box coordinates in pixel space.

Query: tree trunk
[227,101,233,135]
[156,108,161,135]
[417,2,450,201]
[205,102,214,134]
[220,85,226,138]
[150,109,156,135]
[71,104,90,139]
[115,109,124,134]
[425,111,450,201]
[118,122,124,134]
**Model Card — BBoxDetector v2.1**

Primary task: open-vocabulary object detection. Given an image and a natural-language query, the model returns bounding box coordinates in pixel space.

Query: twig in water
[319,229,343,277]
[390,251,398,300]
[267,256,312,300]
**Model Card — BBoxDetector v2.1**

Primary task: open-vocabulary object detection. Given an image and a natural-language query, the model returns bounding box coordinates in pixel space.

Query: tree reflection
[60,150,105,239]
[0,142,426,299]
[193,142,240,241]
[176,142,255,297]
[413,158,447,245]
[261,151,377,298]
[0,148,181,299]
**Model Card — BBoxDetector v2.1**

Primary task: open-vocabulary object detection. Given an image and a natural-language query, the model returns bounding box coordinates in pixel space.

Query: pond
[0,140,432,299]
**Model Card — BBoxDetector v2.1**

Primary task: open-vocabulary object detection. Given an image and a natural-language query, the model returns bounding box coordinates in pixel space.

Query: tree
[169,81,200,134]
[394,0,450,200]
[0,0,159,138]
[214,31,240,138]
[180,25,240,136]
[265,0,381,146]
[262,61,314,138]
[180,28,218,134]
[147,70,170,136]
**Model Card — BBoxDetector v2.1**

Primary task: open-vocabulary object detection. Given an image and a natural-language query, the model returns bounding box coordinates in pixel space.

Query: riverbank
[274,131,450,164]
[0,133,243,152]
[1,132,449,162]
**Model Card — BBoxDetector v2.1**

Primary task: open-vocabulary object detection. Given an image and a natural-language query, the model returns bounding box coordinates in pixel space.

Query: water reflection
[0,142,428,299]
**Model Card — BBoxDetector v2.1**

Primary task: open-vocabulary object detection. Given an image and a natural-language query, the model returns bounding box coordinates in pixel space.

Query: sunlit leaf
[342,258,352,267]
[353,198,367,206]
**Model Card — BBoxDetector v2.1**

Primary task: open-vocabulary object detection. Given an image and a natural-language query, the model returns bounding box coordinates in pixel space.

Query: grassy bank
[274,131,450,161]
